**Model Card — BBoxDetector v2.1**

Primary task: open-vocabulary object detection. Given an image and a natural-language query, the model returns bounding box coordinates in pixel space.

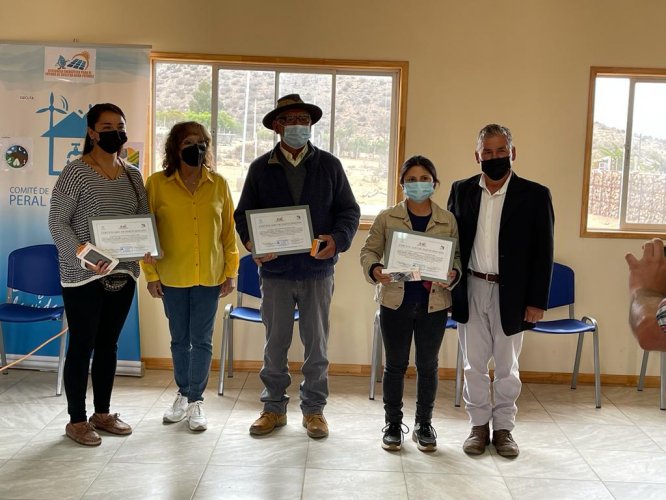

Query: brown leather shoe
[249,411,287,436]
[66,421,102,446]
[462,423,490,455]
[302,413,328,438]
[492,429,520,457]
[89,413,132,435]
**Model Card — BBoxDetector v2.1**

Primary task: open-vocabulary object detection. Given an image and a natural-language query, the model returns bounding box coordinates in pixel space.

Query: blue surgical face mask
[282,125,311,149]
[403,181,434,202]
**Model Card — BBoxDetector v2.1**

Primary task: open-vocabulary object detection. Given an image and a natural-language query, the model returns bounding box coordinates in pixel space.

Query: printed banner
[44,47,97,83]
[0,42,150,375]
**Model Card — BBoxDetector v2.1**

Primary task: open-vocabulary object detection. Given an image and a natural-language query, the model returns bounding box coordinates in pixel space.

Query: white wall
[7,0,666,377]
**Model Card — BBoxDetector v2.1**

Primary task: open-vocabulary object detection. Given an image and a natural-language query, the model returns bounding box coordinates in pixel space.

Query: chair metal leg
[593,329,601,408]
[369,310,381,400]
[375,327,383,383]
[0,323,7,374]
[56,316,68,396]
[581,316,601,408]
[454,337,463,407]
[638,350,649,391]
[659,352,666,410]
[571,333,584,390]
[218,321,228,395]
[227,320,234,380]
[219,305,232,395]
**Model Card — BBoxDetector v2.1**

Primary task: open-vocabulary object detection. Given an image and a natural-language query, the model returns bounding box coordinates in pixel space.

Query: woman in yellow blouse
[142,122,239,431]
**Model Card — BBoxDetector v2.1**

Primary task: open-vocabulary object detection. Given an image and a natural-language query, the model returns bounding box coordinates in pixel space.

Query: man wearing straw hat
[235,94,360,439]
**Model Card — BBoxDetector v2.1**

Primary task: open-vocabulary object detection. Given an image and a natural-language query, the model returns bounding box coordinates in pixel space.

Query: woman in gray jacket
[360,155,461,452]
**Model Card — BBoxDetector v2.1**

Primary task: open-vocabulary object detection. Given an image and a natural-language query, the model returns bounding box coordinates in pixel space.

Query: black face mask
[96,130,128,154]
[181,143,206,167]
[481,156,511,181]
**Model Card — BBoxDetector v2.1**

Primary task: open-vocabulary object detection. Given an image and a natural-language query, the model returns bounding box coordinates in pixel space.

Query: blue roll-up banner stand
[0,42,150,376]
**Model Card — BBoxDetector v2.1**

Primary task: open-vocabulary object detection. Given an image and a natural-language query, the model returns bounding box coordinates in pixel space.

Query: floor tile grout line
[539,386,616,485]
[4,373,666,498]
[549,403,642,486]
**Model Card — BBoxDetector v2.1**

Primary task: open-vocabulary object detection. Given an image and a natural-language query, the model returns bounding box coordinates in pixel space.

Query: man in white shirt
[448,124,554,457]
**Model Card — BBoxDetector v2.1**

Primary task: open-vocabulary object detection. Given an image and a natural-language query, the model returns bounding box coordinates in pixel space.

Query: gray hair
[476,124,513,152]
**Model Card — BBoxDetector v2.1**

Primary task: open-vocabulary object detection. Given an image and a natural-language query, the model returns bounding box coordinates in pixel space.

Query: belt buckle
[484,273,493,283]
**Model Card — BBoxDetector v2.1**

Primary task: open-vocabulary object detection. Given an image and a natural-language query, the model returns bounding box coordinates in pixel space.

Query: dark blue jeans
[380,303,446,424]
[162,285,220,402]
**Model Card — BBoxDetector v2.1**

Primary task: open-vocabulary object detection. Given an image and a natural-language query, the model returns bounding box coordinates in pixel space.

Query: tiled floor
[0,368,665,499]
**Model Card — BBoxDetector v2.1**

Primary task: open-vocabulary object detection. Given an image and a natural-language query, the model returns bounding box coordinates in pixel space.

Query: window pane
[153,63,212,171]
[152,57,404,221]
[626,82,666,225]
[335,74,393,217]
[278,72,332,152]
[216,69,275,205]
[587,77,629,230]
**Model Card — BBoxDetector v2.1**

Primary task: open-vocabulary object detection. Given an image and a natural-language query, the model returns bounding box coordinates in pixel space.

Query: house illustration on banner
[37,93,140,175]
[37,93,88,176]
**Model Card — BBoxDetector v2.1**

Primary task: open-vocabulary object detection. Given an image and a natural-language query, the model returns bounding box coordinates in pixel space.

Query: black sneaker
[382,422,408,451]
[412,422,437,452]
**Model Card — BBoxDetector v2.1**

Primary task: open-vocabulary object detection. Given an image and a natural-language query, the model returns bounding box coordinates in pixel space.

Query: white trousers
[458,276,523,431]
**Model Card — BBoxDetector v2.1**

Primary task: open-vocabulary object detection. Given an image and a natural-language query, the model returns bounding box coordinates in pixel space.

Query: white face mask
[282,125,311,149]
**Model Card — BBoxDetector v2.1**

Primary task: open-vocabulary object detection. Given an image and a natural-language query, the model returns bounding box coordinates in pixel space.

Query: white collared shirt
[469,173,512,274]
[279,143,309,166]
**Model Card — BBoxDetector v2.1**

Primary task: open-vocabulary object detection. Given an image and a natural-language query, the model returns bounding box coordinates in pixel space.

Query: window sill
[581,228,666,239]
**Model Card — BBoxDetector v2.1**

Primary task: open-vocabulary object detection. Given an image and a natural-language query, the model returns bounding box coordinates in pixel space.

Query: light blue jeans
[162,285,220,402]
[259,276,334,415]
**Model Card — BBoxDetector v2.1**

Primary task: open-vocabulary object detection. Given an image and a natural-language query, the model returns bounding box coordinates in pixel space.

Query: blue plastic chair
[218,254,299,395]
[530,262,601,408]
[368,309,459,404]
[0,244,68,396]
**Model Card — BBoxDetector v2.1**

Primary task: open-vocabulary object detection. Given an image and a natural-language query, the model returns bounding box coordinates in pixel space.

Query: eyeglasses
[277,114,311,125]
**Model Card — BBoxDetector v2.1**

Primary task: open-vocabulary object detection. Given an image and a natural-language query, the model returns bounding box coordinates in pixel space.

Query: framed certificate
[384,229,457,283]
[246,205,314,256]
[88,214,162,262]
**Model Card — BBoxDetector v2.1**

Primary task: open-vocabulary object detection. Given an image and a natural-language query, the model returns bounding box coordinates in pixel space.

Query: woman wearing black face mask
[141,122,239,432]
[48,103,152,446]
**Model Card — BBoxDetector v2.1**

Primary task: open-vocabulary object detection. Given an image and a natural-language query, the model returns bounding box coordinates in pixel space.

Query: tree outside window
[151,55,407,224]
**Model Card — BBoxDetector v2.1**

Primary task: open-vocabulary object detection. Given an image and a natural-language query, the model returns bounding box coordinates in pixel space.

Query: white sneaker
[163,393,188,423]
[186,401,207,431]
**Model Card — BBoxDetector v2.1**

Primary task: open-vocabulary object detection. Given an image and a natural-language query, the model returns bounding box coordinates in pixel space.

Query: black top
[402,210,431,305]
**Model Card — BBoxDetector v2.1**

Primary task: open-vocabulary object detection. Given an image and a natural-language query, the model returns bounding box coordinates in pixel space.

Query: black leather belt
[468,269,500,283]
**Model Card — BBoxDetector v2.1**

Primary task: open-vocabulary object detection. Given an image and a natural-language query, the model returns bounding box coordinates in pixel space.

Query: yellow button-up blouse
[141,168,239,287]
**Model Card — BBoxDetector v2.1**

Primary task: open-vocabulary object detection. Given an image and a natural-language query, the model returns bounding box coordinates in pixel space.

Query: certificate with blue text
[384,229,456,283]
[89,214,161,262]
[246,205,314,256]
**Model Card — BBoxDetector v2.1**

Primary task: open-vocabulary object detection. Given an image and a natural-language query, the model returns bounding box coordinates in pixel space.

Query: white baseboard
[4,354,144,377]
